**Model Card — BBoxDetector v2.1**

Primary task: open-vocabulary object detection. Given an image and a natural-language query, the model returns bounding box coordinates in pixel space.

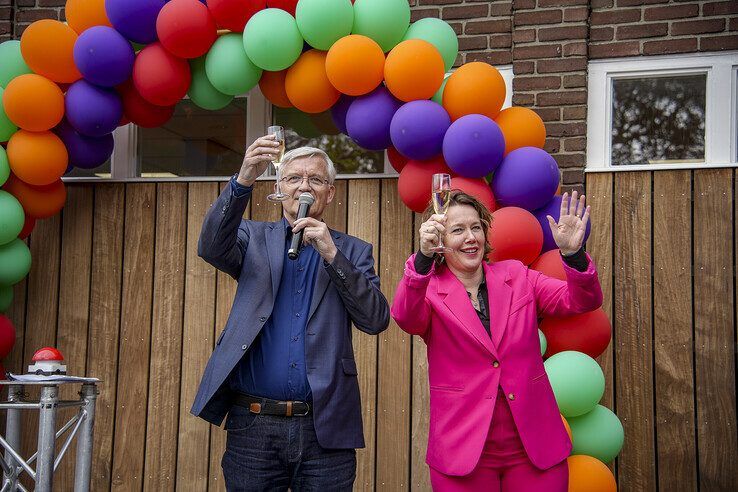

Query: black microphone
[288,192,315,260]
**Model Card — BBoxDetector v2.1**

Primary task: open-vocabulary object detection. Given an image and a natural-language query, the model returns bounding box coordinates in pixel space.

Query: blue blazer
[190,184,390,449]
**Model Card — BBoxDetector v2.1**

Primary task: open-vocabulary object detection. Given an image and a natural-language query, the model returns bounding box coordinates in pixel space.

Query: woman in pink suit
[391,191,603,491]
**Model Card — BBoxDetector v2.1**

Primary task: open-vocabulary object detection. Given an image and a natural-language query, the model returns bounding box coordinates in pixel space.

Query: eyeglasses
[281,174,331,188]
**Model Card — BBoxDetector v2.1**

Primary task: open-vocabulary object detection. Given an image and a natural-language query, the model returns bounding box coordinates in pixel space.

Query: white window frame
[586,51,738,172]
[63,65,514,182]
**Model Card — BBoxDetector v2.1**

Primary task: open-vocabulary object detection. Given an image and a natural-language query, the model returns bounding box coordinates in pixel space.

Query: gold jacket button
[492,361,500,368]
[508,393,515,401]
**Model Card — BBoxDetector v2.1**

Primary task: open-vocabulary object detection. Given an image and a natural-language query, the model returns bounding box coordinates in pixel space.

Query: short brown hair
[423,190,493,259]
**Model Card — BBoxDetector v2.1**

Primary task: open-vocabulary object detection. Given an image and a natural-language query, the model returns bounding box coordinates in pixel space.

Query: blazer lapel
[438,266,497,357]
[265,221,285,300]
[486,263,513,349]
[308,230,343,321]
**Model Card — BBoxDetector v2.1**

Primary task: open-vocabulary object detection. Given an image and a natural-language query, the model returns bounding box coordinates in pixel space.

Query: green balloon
[0,191,24,245]
[0,146,9,186]
[243,9,303,71]
[403,18,459,72]
[0,88,18,143]
[0,238,31,286]
[0,284,11,312]
[296,0,354,51]
[544,351,605,418]
[431,72,451,105]
[188,57,233,111]
[568,404,624,464]
[538,329,547,357]
[206,34,263,96]
[352,0,410,52]
[0,40,32,88]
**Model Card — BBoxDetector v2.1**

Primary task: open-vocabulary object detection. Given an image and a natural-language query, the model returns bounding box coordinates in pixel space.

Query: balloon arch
[0,0,621,487]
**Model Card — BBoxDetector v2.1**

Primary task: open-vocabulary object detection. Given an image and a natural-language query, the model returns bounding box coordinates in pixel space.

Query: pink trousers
[429,389,568,492]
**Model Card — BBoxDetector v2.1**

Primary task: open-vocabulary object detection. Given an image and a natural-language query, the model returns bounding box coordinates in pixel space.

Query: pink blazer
[391,254,603,476]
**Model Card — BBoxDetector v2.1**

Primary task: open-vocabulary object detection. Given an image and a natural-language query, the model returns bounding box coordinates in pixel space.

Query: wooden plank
[251,181,282,222]
[347,180,380,492]
[613,172,655,490]
[410,212,431,491]
[376,179,413,490]
[324,180,347,231]
[144,183,187,492]
[585,174,615,411]
[55,185,94,491]
[111,184,156,490]
[176,182,218,491]
[4,272,26,374]
[87,183,126,491]
[653,171,697,491]
[694,169,738,489]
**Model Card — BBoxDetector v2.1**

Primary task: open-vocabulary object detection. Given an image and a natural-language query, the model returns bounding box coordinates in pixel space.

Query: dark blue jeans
[221,405,356,491]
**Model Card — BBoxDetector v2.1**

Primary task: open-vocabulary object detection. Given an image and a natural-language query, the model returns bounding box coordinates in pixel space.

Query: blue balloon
[390,100,450,160]
[65,80,123,137]
[55,120,114,170]
[492,147,560,211]
[330,95,354,135]
[442,114,505,178]
[533,195,591,253]
[74,26,134,87]
[345,86,401,151]
[105,0,166,44]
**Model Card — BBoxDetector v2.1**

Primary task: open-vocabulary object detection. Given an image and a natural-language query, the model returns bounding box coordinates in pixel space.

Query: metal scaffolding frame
[0,381,99,492]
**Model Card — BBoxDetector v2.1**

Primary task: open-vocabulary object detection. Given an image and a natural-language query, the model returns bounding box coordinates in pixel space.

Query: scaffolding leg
[35,386,58,492]
[73,384,97,492]
[4,385,22,491]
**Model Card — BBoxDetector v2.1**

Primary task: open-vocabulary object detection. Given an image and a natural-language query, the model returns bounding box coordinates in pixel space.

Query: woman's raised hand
[546,191,591,256]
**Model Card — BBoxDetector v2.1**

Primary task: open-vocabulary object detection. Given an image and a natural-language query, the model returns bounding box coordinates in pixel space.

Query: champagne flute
[266,125,288,202]
[429,173,452,253]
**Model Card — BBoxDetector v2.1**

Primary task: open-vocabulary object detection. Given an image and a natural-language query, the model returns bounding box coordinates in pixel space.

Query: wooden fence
[4,171,738,491]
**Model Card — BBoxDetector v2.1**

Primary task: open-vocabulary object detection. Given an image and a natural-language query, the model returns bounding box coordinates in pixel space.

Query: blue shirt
[228,177,320,401]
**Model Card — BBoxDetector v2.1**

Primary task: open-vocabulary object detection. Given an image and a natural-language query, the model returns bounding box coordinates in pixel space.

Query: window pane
[611,74,706,166]
[137,98,247,177]
[64,158,111,178]
[273,107,384,174]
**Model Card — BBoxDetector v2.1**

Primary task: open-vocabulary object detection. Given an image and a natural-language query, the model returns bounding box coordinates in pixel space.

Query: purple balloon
[492,147,560,211]
[345,86,402,151]
[105,0,165,44]
[442,114,505,178]
[74,26,134,87]
[533,195,592,254]
[330,95,354,135]
[390,100,450,161]
[55,120,114,170]
[65,80,123,137]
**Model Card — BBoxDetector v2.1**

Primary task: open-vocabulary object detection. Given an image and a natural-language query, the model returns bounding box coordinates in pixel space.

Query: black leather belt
[233,392,311,417]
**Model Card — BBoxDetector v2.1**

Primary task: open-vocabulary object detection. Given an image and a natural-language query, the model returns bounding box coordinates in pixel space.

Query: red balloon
[133,43,191,107]
[530,249,566,281]
[157,0,218,59]
[267,0,299,16]
[18,213,35,240]
[488,206,542,265]
[450,176,496,213]
[0,314,16,359]
[398,156,453,213]
[118,81,175,128]
[540,308,612,359]
[387,146,407,173]
[0,362,5,380]
[208,0,265,32]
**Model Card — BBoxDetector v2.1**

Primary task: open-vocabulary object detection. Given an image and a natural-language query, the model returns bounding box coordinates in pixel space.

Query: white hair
[277,147,337,184]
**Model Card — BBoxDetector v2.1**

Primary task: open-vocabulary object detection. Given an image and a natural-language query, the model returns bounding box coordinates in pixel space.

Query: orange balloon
[2,174,67,219]
[20,20,82,83]
[285,50,340,114]
[567,455,617,492]
[7,130,68,186]
[561,414,573,443]
[3,74,65,132]
[259,70,292,108]
[443,62,506,121]
[65,0,112,34]
[384,39,444,102]
[325,35,384,96]
[495,107,546,155]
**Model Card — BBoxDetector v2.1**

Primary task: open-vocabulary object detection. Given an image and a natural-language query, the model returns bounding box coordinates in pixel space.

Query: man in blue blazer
[191,134,390,491]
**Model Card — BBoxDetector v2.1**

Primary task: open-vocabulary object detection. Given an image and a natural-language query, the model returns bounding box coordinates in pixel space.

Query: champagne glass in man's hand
[236,135,281,187]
